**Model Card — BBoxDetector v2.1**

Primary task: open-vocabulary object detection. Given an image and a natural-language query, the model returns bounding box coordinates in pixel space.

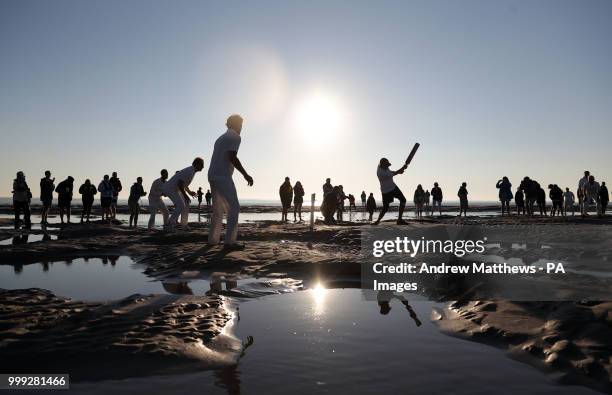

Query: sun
[294,93,345,141]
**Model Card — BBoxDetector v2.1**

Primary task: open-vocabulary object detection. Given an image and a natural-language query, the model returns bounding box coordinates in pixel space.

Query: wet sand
[1,215,611,391]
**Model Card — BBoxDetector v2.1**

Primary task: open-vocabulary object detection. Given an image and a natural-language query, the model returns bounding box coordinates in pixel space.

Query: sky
[1,0,611,201]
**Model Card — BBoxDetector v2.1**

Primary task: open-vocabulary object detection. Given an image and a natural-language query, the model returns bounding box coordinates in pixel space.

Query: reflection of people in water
[12,233,29,245]
[207,273,238,295]
[377,291,422,326]
[162,281,194,295]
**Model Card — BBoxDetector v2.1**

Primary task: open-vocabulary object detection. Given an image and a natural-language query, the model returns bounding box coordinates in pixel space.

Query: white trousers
[148,197,169,229]
[166,190,189,227]
[208,178,240,245]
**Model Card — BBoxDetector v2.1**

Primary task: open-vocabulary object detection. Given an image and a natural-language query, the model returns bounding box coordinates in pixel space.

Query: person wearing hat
[374,157,408,225]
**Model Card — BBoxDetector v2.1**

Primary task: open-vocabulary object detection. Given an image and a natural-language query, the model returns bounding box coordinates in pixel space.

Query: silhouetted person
[197,187,204,211]
[55,176,74,224]
[348,194,356,212]
[496,177,513,216]
[457,182,469,217]
[578,170,590,216]
[40,170,55,225]
[515,188,525,215]
[336,185,348,221]
[321,186,338,224]
[279,177,293,222]
[413,184,425,219]
[431,182,443,215]
[208,114,253,250]
[128,177,147,227]
[563,187,575,216]
[548,184,563,217]
[322,178,333,196]
[164,157,204,230]
[12,171,31,230]
[361,191,366,207]
[109,172,122,219]
[98,174,114,222]
[599,181,608,216]
[366,193,376,221]
[293,181,305,222]
[537,186,547,216]
[148,169,169,230]
[519,177,541,216]
[584,175,601,218]
[78,179,97,223]
[374,157,408,225]
[205,189,212,208]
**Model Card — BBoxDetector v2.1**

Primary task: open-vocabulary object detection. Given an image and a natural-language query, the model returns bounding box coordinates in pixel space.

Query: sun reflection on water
[311,283,327,316]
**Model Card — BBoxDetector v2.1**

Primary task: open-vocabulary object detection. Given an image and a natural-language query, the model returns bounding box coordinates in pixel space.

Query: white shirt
[208,129,241,181]
[377,167,397,193]
[149,177,166,201]
[584,181,600,200]
[163,166,196,194]
[578,176,589,192]
[564,191,575,204]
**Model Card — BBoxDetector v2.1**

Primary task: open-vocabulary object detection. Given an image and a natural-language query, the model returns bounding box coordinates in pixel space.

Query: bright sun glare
[295,93,345,141]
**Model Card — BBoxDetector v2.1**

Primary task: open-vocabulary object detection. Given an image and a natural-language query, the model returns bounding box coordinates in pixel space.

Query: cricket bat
[405,143,420,165]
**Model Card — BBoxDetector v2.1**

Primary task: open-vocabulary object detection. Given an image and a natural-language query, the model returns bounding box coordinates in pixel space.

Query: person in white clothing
[583,175,601,218]
[163,157,204,229]
[578,170,590,216]
[148,169,169,229]
[563,187,575,216]
[208,114,253,250]
[374,157,408,225]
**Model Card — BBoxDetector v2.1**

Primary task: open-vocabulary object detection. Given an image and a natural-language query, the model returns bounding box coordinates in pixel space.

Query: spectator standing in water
[98,175,114,222]
[537,186,547,216]
[578,170,590,216]
[431,182,443,216]
[208,114,253,249]
[205,189,212,208]
[374,157,408,225]
[515,188,525,215]
[128,177,147,228]
[496,177,513,216]
[548,184,564,217]
[164,157,204,230]
[109,172,122,219]
[40,170,55,225]
[12,171,32,230]
[361,191,366,207]
[457,182,469,217]
[323,178,333,197]
[366,193,377,222]
[78,179,97,223]
[55,176,74,224]
[413,184,426,219]
[424,190,430,213]
[293,181,305,222]
[279,177,293,223]
[197,187,204,211]
[599,182,609,216]
[148,169,169,230]
[563,187,575,216]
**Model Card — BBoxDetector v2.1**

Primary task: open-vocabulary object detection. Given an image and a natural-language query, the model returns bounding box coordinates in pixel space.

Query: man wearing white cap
[208,114,253,249]
[163,157,204,230]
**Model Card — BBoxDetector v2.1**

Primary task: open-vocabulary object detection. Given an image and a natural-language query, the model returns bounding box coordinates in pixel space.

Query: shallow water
[0,257,226,301]
[67,289,597,394]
